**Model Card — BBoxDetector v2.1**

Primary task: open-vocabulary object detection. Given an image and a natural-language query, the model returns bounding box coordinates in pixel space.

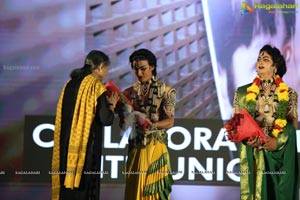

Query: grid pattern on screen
[85,0,220,118]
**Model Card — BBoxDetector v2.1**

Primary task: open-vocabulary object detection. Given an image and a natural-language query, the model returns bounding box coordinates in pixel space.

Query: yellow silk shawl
[51,75,106,200]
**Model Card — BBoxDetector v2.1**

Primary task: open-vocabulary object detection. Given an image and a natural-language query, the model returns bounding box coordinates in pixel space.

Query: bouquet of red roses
[224,109,266,143]
[105,80,150,132]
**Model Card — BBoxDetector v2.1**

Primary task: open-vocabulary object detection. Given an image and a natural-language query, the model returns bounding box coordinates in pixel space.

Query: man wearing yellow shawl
[233,45,299,199]
[51,50,119,200]
[120,49,176,200]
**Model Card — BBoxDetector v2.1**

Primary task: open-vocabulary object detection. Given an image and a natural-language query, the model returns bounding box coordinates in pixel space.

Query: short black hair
[129,48,157,77]
[259,44,286,77]
[70,50,110,79]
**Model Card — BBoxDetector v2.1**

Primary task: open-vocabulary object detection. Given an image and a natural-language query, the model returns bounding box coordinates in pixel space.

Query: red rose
[253,77,261,86]
[224,109,266,143]
[279,89,287,93]
[224,121,234,132]
[275,77,283,86]
[273,125,283,131]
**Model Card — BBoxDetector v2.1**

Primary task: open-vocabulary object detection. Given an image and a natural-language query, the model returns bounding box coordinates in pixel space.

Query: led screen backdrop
[22,116,240,185]
[1,0,300,199]
[202,0,300,120]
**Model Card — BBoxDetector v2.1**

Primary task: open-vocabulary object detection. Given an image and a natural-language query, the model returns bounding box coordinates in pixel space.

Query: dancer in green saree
[233,45,299,200]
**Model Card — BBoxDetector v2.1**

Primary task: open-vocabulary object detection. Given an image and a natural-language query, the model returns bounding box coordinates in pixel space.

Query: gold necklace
[141,82,150,96]
[260,83,276,113]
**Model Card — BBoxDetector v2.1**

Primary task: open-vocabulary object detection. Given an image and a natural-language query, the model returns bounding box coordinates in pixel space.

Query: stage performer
[120,49,176,200]
[232,44,299,200]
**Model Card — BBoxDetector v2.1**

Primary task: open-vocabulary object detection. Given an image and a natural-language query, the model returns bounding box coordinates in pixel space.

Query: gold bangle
[108,103,115,109]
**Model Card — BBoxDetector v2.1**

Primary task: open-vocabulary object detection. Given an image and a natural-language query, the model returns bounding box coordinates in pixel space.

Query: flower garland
[246,75,289,138]
[105,80,150,131]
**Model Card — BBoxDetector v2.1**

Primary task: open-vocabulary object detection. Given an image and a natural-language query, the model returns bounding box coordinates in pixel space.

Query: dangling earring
[273,68,277,77]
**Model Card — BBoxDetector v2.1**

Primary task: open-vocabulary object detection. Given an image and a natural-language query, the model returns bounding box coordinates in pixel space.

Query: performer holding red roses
[120,49,176,200]
[232,44,298,199]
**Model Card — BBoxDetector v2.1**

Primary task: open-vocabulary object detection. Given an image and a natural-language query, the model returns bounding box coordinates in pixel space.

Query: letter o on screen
[32,123,54,148]
[167,126,191,150]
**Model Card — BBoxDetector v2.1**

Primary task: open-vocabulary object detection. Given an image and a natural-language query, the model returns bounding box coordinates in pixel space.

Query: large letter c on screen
[32,123,54,148]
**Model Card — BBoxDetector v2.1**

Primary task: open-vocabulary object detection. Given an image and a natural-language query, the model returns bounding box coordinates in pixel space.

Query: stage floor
[0,183,240,200]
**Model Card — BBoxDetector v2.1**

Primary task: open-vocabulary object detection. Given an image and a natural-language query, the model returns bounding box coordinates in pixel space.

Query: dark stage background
[1,0,300,199]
